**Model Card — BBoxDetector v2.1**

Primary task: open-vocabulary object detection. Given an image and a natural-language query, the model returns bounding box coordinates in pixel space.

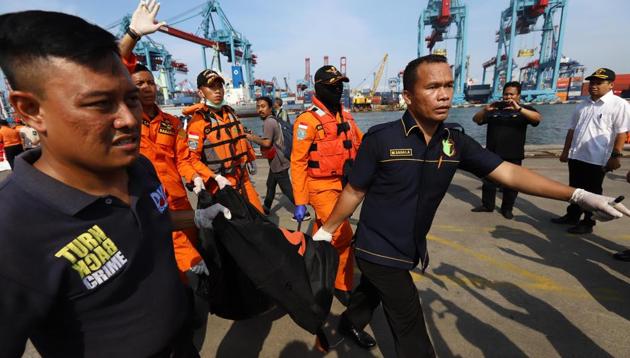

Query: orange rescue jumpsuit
[291,96,363,292]
[185,103,264,213]
[139,107,205,274]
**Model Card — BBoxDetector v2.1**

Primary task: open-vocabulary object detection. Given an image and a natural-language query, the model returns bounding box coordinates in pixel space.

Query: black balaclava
[315,81,343,114]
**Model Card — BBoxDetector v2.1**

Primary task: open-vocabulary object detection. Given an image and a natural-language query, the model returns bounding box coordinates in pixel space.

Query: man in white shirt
[552,68,630,234]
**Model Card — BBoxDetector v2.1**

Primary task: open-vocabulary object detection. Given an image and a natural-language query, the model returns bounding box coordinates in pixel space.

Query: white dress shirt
[568,90,630,166]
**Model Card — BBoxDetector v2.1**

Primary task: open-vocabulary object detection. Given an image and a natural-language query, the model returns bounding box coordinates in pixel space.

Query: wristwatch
[611,151,623,158]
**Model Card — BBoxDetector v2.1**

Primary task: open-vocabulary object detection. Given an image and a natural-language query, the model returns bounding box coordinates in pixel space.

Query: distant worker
[18,122,40,150]
[245,96,311,220]
[471,81,541,219]
[314,55,630,356]
[274,97,290,125]
[119,5,210,281]
[291,65,363,305]
[551,68,630,234]
[613,169,630,261]
[185,69,265,213]
[0,119,23,168]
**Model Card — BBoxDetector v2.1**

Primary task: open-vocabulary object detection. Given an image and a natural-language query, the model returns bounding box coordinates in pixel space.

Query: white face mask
[204,98,227,109]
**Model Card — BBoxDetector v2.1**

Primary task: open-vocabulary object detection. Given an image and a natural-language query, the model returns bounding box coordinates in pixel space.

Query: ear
[9,91,46,134]
[402,90,412,105]
[197,89,205,99]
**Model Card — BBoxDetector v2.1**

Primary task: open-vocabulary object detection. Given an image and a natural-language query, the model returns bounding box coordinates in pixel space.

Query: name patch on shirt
[55,225,128,290]
[158,120,176,136]
[389,148,413,157]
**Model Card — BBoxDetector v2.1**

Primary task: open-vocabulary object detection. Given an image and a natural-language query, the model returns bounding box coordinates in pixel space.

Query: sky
[1,0,629,92]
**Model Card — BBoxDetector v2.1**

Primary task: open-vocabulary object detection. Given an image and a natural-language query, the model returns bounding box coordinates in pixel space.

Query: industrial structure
[352,54,389,111]
[417,0,468,104]
[486,0,568,101]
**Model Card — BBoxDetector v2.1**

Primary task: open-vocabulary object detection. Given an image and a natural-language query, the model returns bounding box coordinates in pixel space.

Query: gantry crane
[418,0,468,104]
[488,0,568,102]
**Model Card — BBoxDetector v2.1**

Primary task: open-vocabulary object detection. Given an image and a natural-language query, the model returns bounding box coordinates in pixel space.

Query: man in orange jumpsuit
[291,65,363,305]
[0,119,23,168]
[118,3,208,278]
[185,69,264,213]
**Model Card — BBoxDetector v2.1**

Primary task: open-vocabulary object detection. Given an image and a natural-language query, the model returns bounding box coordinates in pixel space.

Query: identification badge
[389,148,413,157]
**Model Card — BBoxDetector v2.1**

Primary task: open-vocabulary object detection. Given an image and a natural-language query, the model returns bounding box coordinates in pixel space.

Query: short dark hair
[403,54,448,91]
[0,11,120,94]
[503,81,522,94]
[256,96,273,108]
[133,63,152,75]
[274,98,283,106]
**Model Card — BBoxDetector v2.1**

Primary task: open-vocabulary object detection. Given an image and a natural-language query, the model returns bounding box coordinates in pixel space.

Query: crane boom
[370,53,388,96]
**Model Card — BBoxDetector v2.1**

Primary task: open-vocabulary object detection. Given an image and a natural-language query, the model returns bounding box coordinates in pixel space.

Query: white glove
[192,176,205,194]
[313,227,333,242]
[189,260,209,276]
[570,189,630,222]
[129,0,166,36]
[194,203,232,229]
[214,174,232,190]
[247,161,257,175]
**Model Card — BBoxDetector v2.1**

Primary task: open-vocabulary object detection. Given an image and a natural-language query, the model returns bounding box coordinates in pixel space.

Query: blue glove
[294,205,307,222]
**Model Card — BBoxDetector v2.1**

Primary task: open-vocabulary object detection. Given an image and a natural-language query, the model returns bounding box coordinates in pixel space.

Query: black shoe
[550,215,579,225]
[334,289,351,307]
[501,210,514,220]
[471,206,493,213]
[338,314,376,349]
[613,249,630,262]
[567,223,593,234]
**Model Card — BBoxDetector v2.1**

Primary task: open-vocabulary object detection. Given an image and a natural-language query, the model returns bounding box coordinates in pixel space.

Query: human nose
[114,102,139,130]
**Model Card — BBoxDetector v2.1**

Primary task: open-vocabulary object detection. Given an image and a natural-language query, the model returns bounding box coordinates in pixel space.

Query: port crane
[487,0,568,102]
[352,53,388,111]
[417,0,468,104]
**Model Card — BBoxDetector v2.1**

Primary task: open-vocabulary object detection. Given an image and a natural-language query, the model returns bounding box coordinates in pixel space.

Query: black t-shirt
[483,104,539,160]
[348,111,503,270]
[0,150,188,357]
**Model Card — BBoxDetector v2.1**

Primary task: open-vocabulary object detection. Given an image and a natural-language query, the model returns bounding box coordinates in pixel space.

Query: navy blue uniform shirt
[349,111,503,270]
[0,149,188,357]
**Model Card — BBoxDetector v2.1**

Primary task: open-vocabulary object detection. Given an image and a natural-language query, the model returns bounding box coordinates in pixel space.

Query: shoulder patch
[297,123,308,140]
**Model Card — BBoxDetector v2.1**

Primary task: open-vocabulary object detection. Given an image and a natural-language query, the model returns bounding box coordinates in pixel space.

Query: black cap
[197,69,225,88]
[586,68,616,82]
[314,65,349,85]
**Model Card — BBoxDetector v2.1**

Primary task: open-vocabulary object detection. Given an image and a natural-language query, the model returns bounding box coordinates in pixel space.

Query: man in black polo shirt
[471,81,541,219]
[0,10,228,357]
[314,55,630,357]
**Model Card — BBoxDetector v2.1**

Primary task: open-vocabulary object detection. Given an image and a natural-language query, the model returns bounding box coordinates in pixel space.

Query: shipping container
[371,96,382,105]
[556,92,568,101]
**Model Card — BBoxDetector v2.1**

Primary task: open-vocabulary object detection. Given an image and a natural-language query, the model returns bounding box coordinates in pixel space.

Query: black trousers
[345,257,435,358]
[566,159,605,226]
[481,158,522,212]
[263,168,295,209]
[4,144,23,169]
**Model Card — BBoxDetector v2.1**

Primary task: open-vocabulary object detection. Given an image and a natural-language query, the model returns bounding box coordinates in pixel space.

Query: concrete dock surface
[15,154,630,357]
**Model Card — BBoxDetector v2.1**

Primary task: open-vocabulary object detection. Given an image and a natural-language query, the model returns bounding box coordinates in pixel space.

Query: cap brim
[586,75,611,81]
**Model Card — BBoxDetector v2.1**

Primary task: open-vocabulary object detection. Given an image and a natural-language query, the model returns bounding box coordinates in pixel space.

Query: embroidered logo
[188,133,200,151]
[442,139,456,157]
[55,225,128,290]
[389,148,413,157]
[150,185,168,213]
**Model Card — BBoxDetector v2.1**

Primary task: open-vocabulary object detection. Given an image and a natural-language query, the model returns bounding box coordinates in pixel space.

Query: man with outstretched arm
[312,55,630,357]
